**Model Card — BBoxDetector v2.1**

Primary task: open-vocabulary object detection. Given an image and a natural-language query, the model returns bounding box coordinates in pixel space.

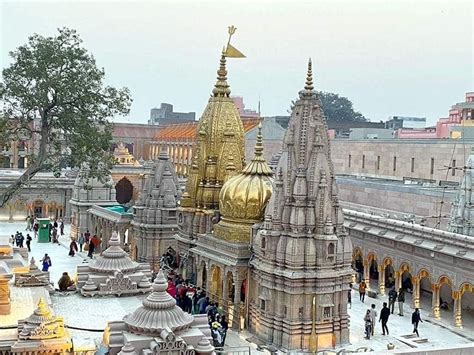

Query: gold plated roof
[181,51,245,209]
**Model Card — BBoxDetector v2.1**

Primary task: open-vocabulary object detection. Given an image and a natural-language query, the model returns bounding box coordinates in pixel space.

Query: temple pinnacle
[254,122,264,157]
[212,49,231,97]
[305,58,314,91]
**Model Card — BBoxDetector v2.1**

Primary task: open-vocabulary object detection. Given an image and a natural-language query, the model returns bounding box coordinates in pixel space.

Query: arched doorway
[435,276,453,321]
[210,265,222,300]
[200,262,207,290]
[352,248,364,283]
[367,253,378,289]
[384,258,395,290]
[115,177,134,204]
[416,269,432,310]
[458,283,474,328]
[33,199,44,218]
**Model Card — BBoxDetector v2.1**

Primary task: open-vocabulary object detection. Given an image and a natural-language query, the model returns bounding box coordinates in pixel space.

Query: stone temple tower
[132,148,180,264]
[448,146,473,236]
[249,60,353,351]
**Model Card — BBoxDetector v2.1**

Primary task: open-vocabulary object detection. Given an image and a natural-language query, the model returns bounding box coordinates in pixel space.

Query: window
[323,307,331,319]
[261,237,266,249]
[282,305,287,316]
[348,155,352,168]
[376,156,380,170]
[362,155,365,169]
[260,299,266,310]
[430,158,435,175]
[393,156,397,172]
[452,160,456,176]
[411,157,415,173]
[328,243,335,255]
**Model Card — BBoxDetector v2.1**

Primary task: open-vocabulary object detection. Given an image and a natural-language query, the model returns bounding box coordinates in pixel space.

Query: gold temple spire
[241,121,273,176]
[212,50,230,97]
[305,58,314,91]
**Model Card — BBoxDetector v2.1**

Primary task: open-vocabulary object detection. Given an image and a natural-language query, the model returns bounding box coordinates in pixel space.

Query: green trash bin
[37,218,51,243]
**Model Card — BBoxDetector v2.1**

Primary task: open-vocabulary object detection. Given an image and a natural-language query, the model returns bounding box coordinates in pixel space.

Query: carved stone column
[453,291,463,328]
[363,260,370,288]
[412,277,420,309]
[378,265,385,295]
[0,274,12,315]
[222,273,229,313]
[431,284,440,319]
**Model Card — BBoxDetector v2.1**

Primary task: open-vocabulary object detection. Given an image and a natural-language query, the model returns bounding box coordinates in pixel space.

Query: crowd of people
[164,272,228,348]
[350,282,425,340]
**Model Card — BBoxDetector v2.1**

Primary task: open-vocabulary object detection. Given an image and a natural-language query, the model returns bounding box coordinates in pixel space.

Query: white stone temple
[77,231,152,297]
[103,270,215,355]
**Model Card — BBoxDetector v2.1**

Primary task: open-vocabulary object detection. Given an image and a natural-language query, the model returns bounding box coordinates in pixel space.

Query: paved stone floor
[2,221,474,353]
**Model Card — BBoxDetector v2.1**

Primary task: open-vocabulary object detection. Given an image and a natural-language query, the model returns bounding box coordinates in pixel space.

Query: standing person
[369,304,377,336]
[69,238,78,257]
[52,228,58,243]
[379,302,390,335]
[220,315,228,345]
[60,219,64,236]
[388,287,398,314]
[26,215,32,231]
[398,288,405,316]
[53,219,58,230]
[77,233,85,252]
[41,254,52,272]
[364,309,372,339]
[84,229,91,244]
[25,234,32,252]
[348,283,352,309]
[87,238,95,259]
[18,233,25,248]
[412,308,423,336]
[33,221,39,238]
[359,281,367,303]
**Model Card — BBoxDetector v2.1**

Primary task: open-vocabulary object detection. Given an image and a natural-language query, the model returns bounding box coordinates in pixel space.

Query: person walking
[348,283,352,309]
[379,302,390,335]
[412,308,423,336]
[388,287,398,314]
[369,304,377,336]
[398,288,405,316]
[359,281,367,303]
[60,219,64,236]
[26,234,32,252]
[33,222,39,238]
[41,253,52,272]
[69,238,78,257]
[364,309,372,339]
[87,239,95,259]
[78,234,85,252]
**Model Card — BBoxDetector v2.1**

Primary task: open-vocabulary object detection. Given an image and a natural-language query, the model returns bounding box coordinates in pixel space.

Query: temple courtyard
[1,221,474,354]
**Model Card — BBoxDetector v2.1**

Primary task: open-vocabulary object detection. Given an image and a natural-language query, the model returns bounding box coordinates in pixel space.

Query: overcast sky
[1,0,472,125]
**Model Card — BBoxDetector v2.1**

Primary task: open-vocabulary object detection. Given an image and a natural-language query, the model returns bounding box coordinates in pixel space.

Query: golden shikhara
[180,51,245,209]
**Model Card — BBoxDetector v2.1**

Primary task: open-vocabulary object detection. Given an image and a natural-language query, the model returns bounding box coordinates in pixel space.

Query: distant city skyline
[1,0,472,125]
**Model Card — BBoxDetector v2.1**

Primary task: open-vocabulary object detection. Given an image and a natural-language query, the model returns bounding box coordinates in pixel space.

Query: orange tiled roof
[154,118,260,141]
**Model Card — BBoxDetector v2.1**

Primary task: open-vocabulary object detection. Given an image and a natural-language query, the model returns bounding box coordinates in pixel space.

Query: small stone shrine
[77,231,152,297]
[103,270,214,355]
[14,257,53,292]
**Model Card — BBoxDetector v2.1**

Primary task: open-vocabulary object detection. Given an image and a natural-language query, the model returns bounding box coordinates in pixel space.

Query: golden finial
[212,48,230,97]
[254,121,264,157]
[305,58,314,91]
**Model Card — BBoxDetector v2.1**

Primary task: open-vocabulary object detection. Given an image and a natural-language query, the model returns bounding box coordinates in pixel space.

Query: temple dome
[124,270,194,334]
[219,124,273,221]
[89,231,139,273]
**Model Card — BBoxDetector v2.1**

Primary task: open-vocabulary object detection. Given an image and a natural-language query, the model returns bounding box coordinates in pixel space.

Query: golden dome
[219,123,273,222]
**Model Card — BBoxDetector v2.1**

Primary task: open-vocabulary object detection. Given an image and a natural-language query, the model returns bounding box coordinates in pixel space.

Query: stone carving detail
[100,271,137,293]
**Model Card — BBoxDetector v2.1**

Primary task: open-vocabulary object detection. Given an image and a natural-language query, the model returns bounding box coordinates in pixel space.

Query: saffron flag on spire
[225,43,246,58]
[224,25,246,58]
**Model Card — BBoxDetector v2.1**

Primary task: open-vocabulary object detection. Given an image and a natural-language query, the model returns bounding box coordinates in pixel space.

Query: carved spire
[241,122,273,176]
[305,58,314,91]
[212,50,231,98]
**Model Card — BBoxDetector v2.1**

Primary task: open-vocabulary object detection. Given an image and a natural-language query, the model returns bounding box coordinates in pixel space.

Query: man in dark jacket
[379,302,390,335]
[388,288,398,314]
[412,308,423,336]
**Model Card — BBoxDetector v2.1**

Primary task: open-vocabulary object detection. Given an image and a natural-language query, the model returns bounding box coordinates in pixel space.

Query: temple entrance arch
[381,257,395,295]
[352,248,364,283]
[33,199,44,218]
[115,177,134,204]
[210,265,222,300]
[367,253,378,289]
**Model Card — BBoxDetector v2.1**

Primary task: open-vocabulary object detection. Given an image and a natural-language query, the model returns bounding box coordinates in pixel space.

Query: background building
[148,103,195,125]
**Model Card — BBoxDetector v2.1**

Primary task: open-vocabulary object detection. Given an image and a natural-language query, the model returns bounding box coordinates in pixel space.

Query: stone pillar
[412,277,420,309]
[363,260,370,288]
[232,273,242,330]
[453,291,463,328]
[0,274,12,315]
[222,274,229,313]
[378,265,385,296]
[431,284,440,319]
[395,271,401,291]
